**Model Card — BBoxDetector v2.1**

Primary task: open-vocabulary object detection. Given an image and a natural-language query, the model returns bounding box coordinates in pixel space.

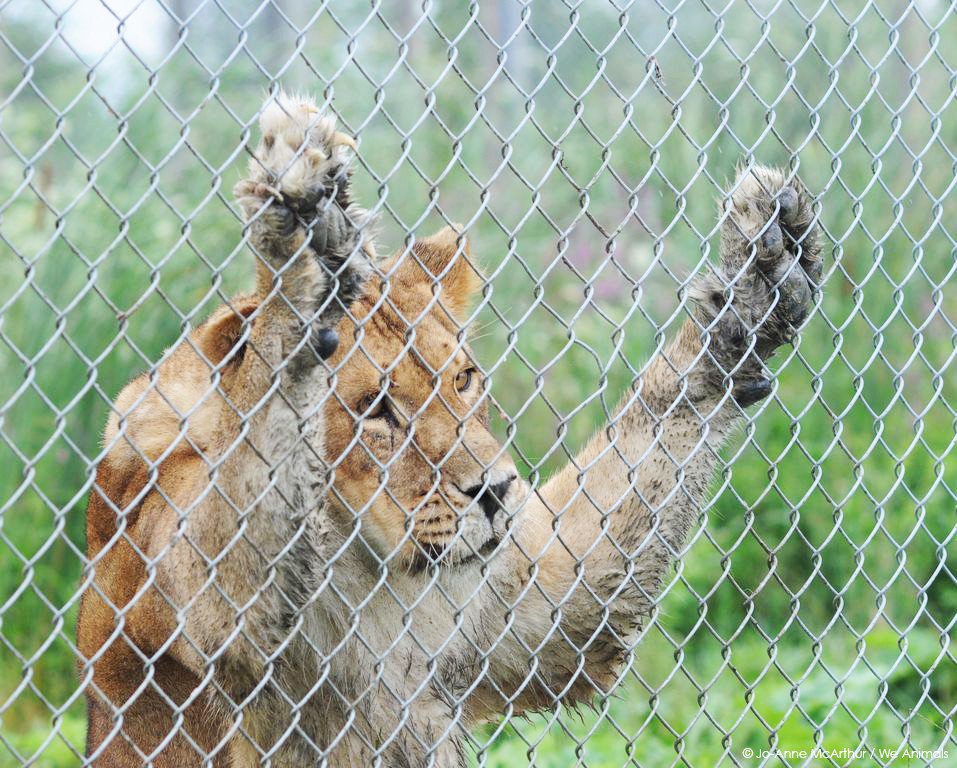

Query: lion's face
[324,227,520,571]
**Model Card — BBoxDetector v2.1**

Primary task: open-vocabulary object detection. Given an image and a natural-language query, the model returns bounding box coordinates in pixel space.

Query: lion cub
[78,93,821,766]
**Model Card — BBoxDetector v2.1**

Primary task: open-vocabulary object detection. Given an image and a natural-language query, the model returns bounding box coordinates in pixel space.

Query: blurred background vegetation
[1,0,955,765]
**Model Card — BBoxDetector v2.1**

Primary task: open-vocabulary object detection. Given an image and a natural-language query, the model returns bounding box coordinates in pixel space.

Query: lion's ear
[391,224,483,321]
[195,295,260,365]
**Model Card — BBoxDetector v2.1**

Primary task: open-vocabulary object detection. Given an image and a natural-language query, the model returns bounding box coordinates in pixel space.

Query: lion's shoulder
[89,294,260,553]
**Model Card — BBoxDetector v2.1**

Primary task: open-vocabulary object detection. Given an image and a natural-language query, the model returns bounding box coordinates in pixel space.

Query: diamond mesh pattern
[1,1,955,766]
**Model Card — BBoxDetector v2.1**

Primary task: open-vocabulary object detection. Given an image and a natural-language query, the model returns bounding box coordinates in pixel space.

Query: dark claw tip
[777,187,799,221]
[313,327,339,360]
[733,377,772,408]
[761,223,784,258]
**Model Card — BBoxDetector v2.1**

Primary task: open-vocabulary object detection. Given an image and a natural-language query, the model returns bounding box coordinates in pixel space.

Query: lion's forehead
[337,304,470,392]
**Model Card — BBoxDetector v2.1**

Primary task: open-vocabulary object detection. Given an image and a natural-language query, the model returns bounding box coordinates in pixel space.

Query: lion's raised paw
[235,91,356,220]
[690,164,823,406]
[721,165,822,358]
[234,92,372,323]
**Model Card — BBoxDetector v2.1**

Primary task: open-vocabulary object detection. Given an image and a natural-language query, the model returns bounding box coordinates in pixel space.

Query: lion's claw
[732,377,772,408]
[256,183,283,201]
[760,221,785,261]
[777,186,799,221]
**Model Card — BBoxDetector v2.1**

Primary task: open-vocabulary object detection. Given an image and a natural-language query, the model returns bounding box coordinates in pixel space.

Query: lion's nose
[463,474,516,522]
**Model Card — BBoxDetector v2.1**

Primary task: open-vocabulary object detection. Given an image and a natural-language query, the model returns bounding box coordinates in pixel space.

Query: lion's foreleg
[146,98,371,760]
[494,165,821,708]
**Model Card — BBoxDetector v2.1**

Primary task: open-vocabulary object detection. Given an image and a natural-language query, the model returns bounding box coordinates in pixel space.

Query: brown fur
[78,94,822,766]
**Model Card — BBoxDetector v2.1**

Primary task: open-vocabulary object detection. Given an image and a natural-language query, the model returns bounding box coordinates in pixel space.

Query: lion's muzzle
[460,474,517,523]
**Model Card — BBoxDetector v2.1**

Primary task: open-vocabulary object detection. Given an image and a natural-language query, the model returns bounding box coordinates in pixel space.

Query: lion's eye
[357,392,386,419]
[455,367,477,393]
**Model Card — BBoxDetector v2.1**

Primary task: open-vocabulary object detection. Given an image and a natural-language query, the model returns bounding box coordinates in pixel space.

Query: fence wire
[1,0,955,766]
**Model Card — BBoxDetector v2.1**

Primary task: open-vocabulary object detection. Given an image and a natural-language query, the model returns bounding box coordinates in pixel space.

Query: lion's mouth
[410,536,500,573]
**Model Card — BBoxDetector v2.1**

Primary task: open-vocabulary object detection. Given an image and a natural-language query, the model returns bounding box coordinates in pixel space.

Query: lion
[77,92,822,766]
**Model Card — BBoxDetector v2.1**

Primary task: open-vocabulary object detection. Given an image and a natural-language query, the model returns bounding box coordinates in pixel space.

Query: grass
[1,1,955,765]
[476,629,953,767]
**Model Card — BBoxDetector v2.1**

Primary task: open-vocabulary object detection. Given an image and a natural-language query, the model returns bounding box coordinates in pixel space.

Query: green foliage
[1,1,954,765]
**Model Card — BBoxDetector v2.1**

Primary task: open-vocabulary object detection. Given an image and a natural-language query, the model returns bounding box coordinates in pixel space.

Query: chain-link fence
[1,1,955,766]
